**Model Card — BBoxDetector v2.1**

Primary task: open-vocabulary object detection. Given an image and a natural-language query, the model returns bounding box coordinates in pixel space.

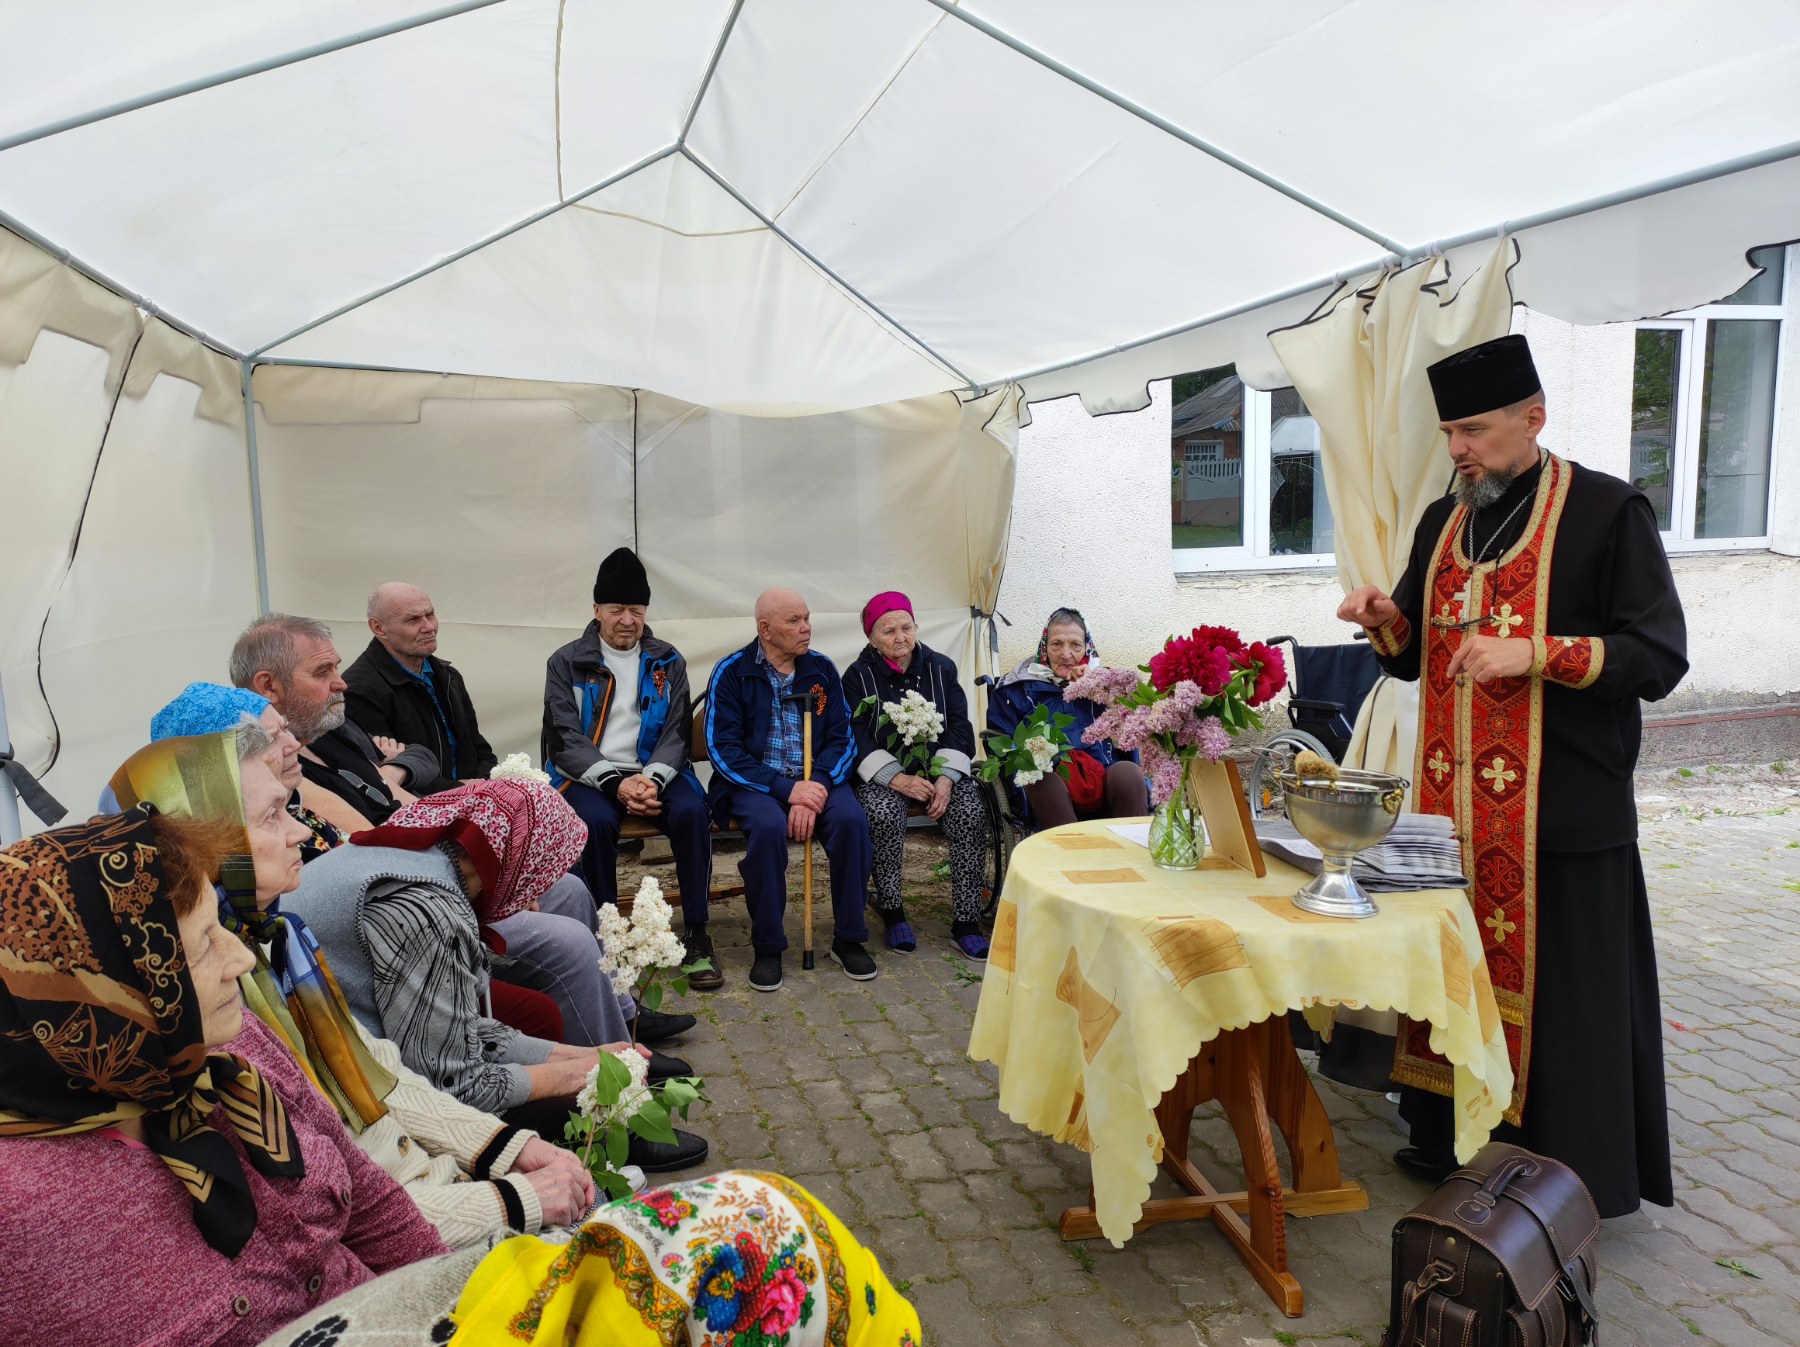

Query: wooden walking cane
[801,705,815,970]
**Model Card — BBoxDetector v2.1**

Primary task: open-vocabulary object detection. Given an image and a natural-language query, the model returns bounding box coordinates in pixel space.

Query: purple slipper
[886,921,917,953]
[952,931,990,962]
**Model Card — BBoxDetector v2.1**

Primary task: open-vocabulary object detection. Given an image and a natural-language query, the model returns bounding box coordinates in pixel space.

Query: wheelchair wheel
[1246,730,1335,820]
[977,775,1025,923]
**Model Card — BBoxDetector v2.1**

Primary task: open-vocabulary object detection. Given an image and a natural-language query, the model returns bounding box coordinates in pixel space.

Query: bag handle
[1388,1260,1455,1347]
[1452,1154,1538,1226]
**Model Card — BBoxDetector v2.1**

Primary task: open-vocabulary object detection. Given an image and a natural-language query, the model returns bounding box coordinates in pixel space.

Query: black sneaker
[645,1049,693,1083]
[827,938,878,981]
[683,927,724,991]
[632,1007,696,1045]
[749,951,783,993]
[627,1128,709,1174]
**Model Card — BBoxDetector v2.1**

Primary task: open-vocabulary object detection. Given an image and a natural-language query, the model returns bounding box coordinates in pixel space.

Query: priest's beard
[1454,464,1520,512]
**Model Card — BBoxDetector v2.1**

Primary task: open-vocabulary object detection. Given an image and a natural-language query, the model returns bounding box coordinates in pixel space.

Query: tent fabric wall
[251,366,1019,766]
[3,322,258,821]
[0,234,1020,831]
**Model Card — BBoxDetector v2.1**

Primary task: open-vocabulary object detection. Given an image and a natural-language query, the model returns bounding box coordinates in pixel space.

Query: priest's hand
[1446,635,1534,684]
[1337,586,1398,628]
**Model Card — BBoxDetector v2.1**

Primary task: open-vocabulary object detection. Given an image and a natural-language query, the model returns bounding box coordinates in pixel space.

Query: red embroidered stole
[1393,453,1572,1125]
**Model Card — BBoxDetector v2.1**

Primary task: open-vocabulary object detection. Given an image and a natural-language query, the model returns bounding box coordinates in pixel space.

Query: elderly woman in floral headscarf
[0,805,448,1347]
[283,780,709,1174]
[844,590,992,960]
[0,804,919,1347]
[110,723,606,1247]
[987,607,1149,828]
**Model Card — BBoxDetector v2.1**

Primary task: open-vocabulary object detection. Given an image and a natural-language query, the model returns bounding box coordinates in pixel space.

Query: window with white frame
[1631,243,1787,547]
[1170,366,1332,569]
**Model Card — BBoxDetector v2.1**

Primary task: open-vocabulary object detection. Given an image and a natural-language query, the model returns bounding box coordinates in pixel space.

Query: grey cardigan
[286,842,554,1113]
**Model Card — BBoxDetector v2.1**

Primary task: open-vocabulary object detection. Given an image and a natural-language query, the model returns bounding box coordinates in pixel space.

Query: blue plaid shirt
[394,653,458,774]
[755,644,806,779]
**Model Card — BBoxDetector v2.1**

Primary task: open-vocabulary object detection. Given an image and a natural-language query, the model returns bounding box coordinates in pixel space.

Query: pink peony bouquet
[1065,626,1285,805]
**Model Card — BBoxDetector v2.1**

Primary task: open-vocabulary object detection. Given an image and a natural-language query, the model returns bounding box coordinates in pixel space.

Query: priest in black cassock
[1337,333,1688,1217]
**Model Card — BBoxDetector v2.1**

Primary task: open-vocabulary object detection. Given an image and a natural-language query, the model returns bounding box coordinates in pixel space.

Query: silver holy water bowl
[1279,767,1409,919]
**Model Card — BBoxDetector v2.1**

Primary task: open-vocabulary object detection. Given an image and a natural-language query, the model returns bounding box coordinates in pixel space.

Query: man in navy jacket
[705,588,875,992]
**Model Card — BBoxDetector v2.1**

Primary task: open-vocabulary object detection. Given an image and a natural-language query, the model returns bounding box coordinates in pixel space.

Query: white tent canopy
[4,1,1799,407]
[3,1,1800,829]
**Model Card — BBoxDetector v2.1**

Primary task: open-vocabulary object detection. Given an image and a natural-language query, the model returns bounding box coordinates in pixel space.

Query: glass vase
[1147,787,1204,870]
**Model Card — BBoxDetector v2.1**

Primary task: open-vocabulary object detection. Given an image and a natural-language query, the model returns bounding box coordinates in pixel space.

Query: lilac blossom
[1064,665,1142,706]
[1139,740,1185,805]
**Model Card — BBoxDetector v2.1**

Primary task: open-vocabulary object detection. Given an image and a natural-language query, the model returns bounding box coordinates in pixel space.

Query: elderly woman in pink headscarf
[284,779,708,1174]
[844,591,992,961]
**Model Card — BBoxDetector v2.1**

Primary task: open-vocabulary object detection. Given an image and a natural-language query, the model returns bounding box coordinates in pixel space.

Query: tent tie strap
[972,606,1010,659]
[0,747,66,825]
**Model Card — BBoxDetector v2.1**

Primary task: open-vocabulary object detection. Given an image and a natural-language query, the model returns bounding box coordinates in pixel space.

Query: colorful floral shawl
[451,1171,921,1347]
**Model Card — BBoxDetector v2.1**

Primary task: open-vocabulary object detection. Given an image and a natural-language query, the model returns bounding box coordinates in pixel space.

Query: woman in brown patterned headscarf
[0,806,445,1347]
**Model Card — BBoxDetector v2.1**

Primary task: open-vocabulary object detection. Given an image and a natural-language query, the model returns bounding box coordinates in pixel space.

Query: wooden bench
[614,709,745,911]
[610,707,934,913]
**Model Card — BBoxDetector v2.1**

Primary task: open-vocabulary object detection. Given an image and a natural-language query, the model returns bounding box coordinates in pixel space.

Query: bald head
[366,582,439,671]
[755,588,812,668]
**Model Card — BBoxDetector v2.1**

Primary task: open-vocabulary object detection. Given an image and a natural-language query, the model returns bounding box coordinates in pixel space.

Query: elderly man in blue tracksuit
[705,588,876,992]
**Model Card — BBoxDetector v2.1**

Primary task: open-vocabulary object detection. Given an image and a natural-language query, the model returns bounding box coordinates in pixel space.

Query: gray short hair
[233,715,274,764]
[229,613,334,688]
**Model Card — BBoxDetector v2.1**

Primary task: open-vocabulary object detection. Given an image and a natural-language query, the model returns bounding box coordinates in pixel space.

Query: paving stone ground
[644,764,1800,1346]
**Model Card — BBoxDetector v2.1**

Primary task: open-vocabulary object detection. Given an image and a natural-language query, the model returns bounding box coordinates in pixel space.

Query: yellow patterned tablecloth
[967,819,1512,1246]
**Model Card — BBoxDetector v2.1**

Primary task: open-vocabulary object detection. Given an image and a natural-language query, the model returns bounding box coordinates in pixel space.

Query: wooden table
[967,820,1511,1317]
[1056,1015,1367,1316]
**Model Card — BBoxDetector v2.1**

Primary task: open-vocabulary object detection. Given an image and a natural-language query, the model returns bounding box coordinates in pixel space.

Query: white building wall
[999,290,1800,712]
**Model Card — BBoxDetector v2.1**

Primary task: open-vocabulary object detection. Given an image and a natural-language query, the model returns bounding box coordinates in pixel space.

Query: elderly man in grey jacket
[543,548,722,989]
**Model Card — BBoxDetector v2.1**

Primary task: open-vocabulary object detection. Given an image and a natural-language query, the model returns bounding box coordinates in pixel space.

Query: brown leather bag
[1383,1142,1601,1347]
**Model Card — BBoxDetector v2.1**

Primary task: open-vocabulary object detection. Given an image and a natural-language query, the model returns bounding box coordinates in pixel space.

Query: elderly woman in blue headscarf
[150,680,344,858]
[114,704,606,1245]
[148,683,687,1058]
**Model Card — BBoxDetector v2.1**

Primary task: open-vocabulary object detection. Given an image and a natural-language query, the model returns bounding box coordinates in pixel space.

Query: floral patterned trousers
[854,777,991,924]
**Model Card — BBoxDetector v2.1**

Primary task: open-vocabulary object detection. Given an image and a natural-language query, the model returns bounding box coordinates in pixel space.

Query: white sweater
[351,1025,545,1247]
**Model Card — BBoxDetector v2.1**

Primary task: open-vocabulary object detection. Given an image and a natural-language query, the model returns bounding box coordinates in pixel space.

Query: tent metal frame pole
[253,356,457,376]
[997,137,1800,393]
[677,0,746,146]
[247,142,682,358]
[240,361,272,614]
[680,148,982,394]
[0,678,23,846]
[0,209,243,356]
[0,0,508,154]
[920,0,1407,256]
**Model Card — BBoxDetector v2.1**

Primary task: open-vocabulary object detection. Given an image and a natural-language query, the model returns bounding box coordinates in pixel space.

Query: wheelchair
[971,673,1034,922]
[1245,633,1385,820]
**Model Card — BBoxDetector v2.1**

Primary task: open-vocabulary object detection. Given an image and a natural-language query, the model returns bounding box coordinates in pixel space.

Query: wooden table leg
[1057,1017,1368,1318]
